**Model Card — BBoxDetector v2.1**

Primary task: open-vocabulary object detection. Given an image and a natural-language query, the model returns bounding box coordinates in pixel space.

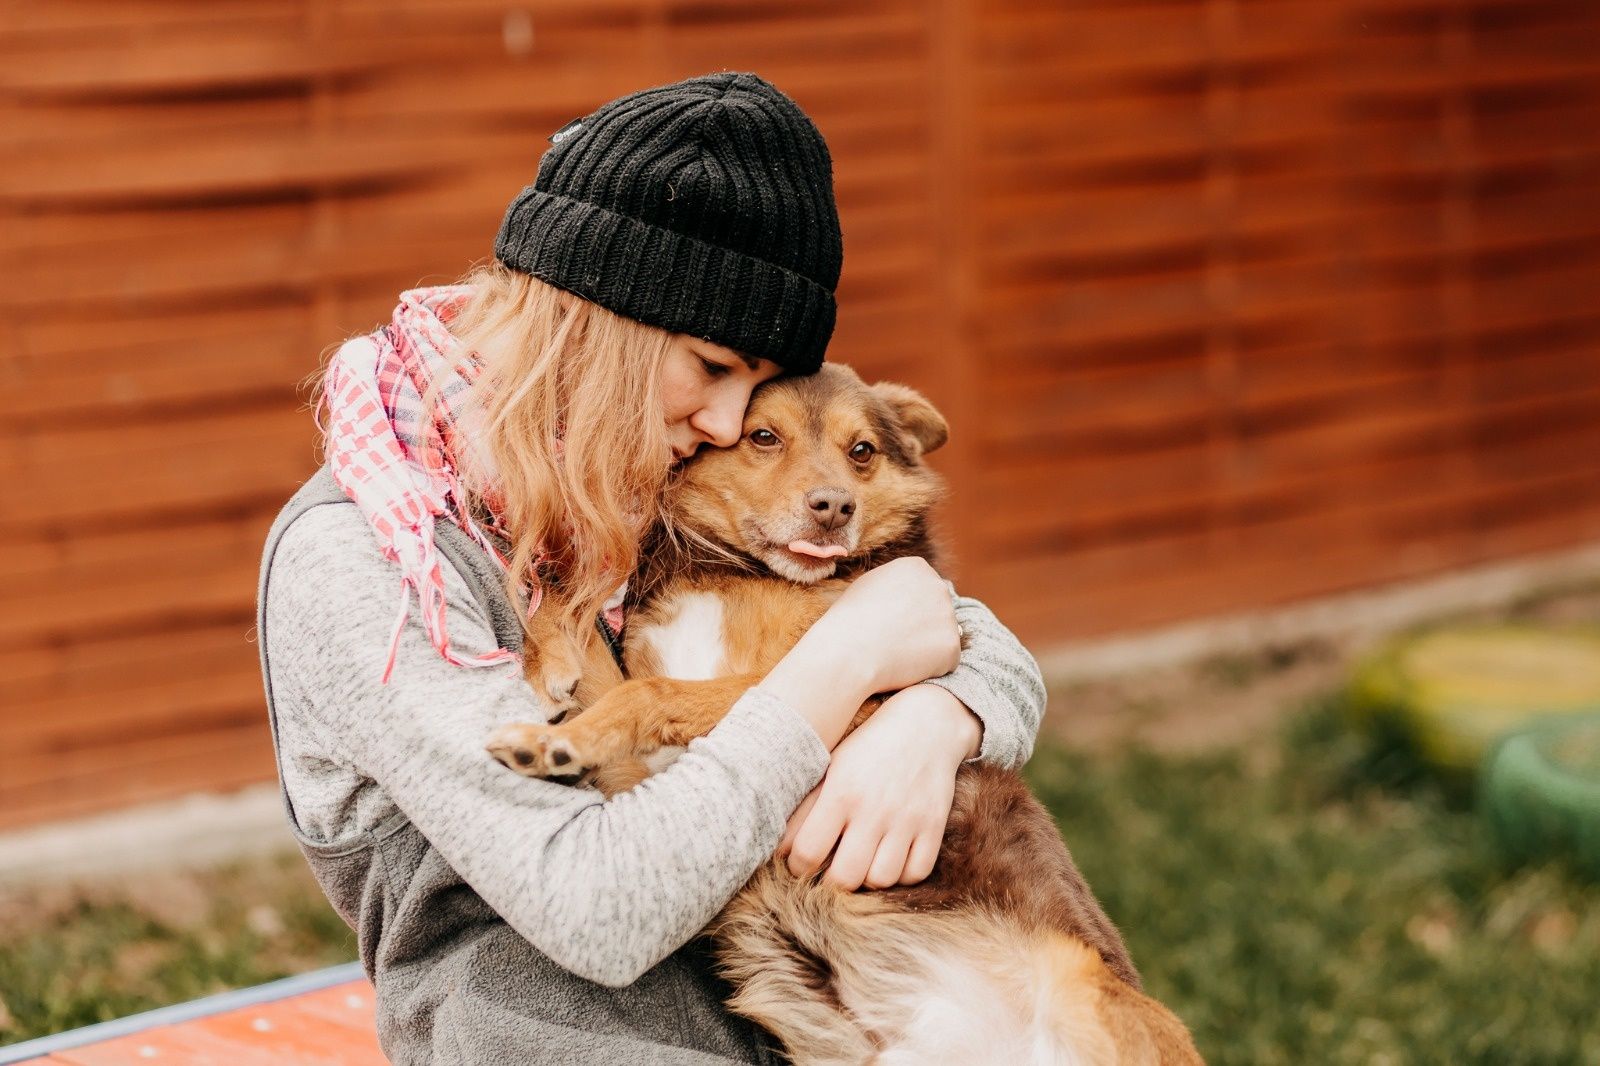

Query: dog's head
[666,363,948,583]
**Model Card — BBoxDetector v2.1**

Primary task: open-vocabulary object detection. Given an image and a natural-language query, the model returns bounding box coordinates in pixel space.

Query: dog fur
[487,364,1203,1065]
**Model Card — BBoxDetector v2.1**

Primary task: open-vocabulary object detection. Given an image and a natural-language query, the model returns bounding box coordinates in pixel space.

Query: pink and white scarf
[317,286,533,684]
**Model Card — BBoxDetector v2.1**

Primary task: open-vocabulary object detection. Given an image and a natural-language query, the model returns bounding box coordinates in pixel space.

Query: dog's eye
[849,441,877,464]
[749,428,781,448]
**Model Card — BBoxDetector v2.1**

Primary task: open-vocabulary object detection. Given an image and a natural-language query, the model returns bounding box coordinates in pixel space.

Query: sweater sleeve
[920,593,1047,771]
[262,504,830,988]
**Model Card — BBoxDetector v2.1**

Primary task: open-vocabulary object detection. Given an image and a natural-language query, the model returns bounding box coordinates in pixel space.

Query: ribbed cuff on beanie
[495,188,834,374]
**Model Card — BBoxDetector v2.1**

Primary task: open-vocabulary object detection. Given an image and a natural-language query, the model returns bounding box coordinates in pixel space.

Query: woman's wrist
[905,683,983,763]
[756,621,877,749]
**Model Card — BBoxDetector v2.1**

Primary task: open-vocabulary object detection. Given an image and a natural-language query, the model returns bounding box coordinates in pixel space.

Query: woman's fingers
[777,785,822,861]
[901,828,942,886]
[786,792,848,878]
[863,830,914,890]
[822,819,882,891]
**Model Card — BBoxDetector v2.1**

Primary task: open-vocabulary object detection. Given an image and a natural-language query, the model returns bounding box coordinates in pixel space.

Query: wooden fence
[4,0,1599,829]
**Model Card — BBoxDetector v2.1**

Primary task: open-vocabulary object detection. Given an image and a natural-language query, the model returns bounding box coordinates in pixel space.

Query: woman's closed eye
[699,356,733,379]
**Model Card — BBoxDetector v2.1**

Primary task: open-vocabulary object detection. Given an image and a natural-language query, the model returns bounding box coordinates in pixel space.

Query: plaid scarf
[318,286,536,684]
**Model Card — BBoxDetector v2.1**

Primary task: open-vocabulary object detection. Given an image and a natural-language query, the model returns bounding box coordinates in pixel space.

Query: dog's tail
[1029,933,1205,1066]
[715,866,1202,1065]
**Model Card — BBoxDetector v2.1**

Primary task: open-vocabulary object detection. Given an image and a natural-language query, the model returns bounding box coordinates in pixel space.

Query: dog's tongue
[787,539,848,560]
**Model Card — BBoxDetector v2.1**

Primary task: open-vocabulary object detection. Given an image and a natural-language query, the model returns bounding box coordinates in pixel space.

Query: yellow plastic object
[1346,627,1600,776]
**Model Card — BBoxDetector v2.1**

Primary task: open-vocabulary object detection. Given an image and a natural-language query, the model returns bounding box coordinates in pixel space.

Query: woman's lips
[786,539,848,560]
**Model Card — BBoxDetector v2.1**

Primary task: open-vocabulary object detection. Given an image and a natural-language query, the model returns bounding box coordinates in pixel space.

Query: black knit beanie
[493,72,842,375]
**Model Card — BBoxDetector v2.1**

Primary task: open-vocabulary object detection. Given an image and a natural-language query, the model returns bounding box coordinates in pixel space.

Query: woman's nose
[690,391,747,448]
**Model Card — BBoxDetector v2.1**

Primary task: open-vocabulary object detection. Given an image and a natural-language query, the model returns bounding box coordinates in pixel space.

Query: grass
[1025,698,1600,1066]
[2,698,1597,1061]
[0,852,357,1045]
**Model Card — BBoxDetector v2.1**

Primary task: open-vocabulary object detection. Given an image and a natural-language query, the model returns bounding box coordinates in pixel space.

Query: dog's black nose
[806,488,856,530]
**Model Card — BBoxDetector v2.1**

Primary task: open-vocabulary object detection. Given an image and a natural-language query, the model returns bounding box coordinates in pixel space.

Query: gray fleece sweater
[258,467,1045,1063]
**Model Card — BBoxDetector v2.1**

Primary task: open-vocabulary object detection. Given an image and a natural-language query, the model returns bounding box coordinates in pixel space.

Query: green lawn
[0,853,357,1044]
[3,697,1597,1062]
[1026,699,1600,1065]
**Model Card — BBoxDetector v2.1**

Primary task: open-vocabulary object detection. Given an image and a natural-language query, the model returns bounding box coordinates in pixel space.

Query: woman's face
[661,335,783,461]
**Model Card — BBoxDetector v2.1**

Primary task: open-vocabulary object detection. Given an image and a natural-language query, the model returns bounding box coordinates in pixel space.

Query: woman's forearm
[758,556,963,749]
[755,621,877,750]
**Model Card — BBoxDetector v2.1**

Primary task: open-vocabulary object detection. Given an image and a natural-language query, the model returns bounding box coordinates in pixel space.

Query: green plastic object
[1482,715,1600,877]
[1346,626,1600,776]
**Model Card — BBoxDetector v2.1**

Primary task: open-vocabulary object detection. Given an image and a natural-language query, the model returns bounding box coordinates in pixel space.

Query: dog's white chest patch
[642,592,727,681]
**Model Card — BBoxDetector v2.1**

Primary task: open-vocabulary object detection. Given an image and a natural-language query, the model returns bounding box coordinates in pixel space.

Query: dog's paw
[537,671,583,723]
[485,723,592,782]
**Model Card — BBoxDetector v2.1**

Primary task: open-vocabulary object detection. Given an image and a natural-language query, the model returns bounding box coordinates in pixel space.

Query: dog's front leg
[487,674,762,792]
[521,606,625,723]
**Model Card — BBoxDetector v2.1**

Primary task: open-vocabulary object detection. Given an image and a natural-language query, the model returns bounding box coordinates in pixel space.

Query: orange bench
[0,963,388,1066]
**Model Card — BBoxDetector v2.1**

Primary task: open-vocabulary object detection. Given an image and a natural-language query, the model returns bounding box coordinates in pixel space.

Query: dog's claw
[486,724,590,779]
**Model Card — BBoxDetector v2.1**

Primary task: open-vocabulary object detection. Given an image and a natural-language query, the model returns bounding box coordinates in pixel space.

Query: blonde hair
[442,261,678,638]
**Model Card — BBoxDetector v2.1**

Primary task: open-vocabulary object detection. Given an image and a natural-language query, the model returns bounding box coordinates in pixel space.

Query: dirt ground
[1043,577,1600,754]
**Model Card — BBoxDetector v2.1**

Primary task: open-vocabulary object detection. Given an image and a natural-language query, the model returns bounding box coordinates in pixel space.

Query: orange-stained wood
[21,981,385,1066]
[5,0,1600,831]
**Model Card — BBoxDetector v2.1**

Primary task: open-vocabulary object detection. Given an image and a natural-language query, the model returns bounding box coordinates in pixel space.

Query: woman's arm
[265,505,831,988]
[922,593,1048,770]
[779,590,1046,890]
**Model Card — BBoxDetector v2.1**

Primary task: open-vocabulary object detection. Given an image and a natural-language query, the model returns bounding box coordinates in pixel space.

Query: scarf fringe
[322,286,539,685]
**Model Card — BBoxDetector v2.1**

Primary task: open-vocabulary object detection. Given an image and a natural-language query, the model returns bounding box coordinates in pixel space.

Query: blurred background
[4,1,1600,1062]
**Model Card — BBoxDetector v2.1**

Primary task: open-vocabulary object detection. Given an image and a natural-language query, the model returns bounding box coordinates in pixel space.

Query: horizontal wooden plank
[975,470,1600,641]
[1,683,266,773]
[13,306,314,424]
[5,94,312,154]
[975,154,1597,250]
[0,722,278,832]
[972,253,1600,357]
[5,0,640,38]
[2,514,269,647]
[187,995,387,1064]
[2,126,532,207]
[975,166,1600,272]
[284,983,379,1032]
[976,129,1600,199]
[7,2,297,39]
[1230,384,1600,480]
[0,666,266,775]
[0,978,381,1065]
[984,450,1600,574]
[0,622,269,704]
[980,361,1443,453]
[8,35,382,99]
[1,406,319,533]
[46,1024,294,1066]
[659,6,926,59]
[988,499,1600,644]
[978,409,1600,548]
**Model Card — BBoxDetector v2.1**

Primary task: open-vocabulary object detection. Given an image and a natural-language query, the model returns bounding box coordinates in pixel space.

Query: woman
[257,73,1045,1064]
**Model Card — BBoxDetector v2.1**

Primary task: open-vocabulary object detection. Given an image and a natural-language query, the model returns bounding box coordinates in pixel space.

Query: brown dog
[488,364,1203,1065]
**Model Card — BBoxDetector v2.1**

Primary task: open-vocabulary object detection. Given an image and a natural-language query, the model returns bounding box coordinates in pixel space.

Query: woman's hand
[756,556,961,751]
[776,684,980,890]
[821,557,962,696]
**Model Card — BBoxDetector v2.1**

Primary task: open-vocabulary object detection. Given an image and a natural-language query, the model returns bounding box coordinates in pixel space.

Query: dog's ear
[872,382,949,458]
